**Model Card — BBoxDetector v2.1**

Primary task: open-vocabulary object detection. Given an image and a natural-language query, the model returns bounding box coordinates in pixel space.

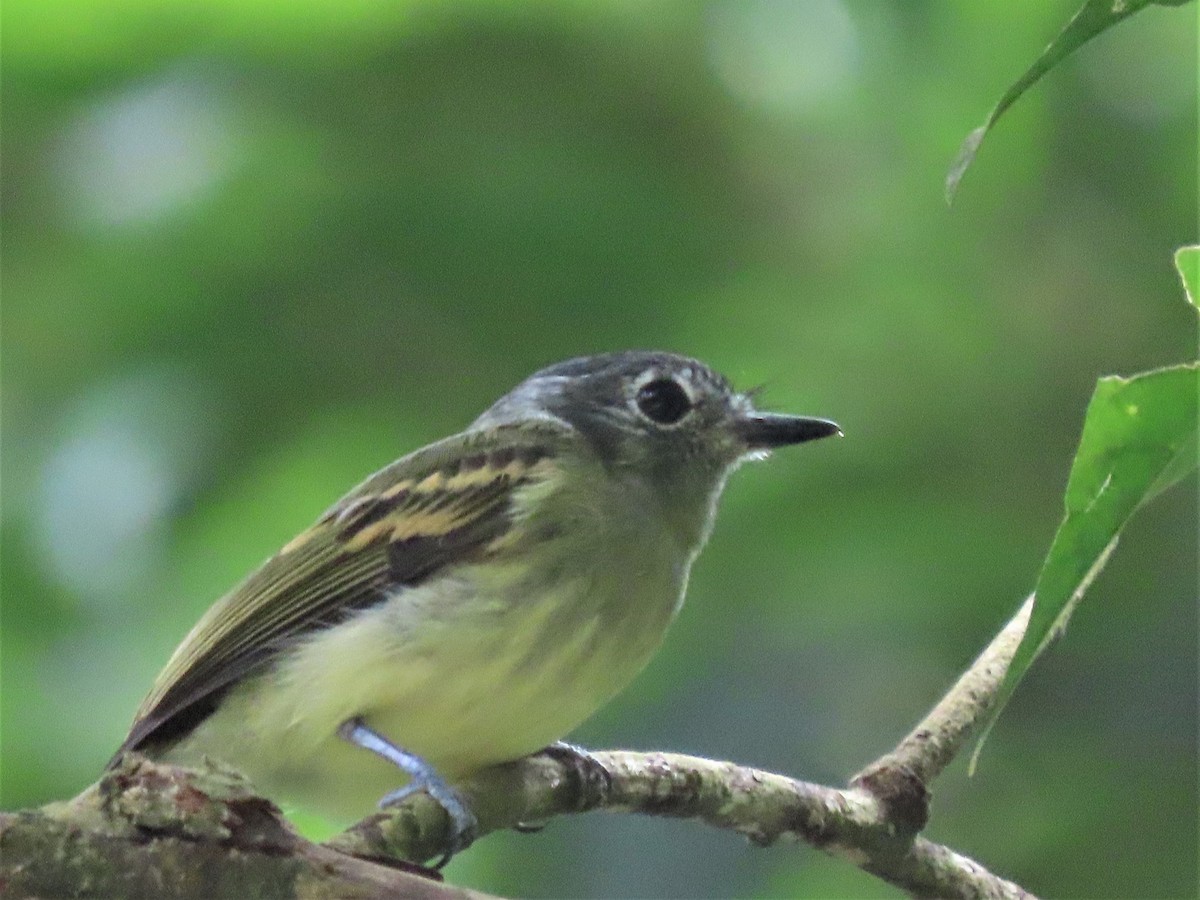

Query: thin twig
[854,594,1034,786]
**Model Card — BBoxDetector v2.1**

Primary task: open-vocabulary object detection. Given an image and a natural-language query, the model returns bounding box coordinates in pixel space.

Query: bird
[111,350,840,860]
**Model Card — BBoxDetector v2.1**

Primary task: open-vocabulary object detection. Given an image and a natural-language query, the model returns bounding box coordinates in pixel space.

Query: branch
[335,595,1038,897]
[335,751,1030,899]
[0,757,490,900]
[1,596,1037,899]
[853,594,1035,791]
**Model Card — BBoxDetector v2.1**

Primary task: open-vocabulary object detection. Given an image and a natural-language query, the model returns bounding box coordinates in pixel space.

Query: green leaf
[971,252,1200,771]
[946,0,1194,202]
[972,362,1199,773]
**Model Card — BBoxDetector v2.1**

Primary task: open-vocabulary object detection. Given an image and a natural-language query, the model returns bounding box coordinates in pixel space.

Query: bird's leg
[337,716,476,867]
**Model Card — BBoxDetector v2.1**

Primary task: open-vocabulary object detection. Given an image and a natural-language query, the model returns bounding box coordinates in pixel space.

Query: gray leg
[337,717,477,867]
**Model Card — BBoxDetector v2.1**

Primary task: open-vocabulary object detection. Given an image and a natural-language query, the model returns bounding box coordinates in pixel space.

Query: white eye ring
[628,371,696,426]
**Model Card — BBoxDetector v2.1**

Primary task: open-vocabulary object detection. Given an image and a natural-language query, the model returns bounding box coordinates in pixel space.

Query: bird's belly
[167,549,685,824]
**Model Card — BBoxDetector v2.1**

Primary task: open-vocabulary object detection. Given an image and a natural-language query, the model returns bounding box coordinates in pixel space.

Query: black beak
[735,413,842,450]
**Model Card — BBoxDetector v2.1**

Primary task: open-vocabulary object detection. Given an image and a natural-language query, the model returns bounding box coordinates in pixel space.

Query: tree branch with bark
[1,596,1037,899]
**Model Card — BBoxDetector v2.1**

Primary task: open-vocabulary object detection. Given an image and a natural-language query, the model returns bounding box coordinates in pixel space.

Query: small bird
[111,351,839,858]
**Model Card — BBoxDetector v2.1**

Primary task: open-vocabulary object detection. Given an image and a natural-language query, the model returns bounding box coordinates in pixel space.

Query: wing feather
[114,424,564,760]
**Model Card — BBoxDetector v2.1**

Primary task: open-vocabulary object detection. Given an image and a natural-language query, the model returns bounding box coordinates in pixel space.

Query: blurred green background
[2,1,1196,897]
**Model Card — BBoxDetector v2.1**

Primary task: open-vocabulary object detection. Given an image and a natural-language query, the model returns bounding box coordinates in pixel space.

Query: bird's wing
[113,422,565,760]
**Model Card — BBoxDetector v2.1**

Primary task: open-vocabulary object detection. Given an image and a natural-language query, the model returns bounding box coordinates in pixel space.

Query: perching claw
[337,717,477,868]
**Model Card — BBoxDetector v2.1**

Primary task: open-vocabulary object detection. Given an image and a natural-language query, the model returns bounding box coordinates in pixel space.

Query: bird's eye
[635,378,693,425]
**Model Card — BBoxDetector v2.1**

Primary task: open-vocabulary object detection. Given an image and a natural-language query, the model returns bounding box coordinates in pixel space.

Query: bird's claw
[380,774,477,868]
[541,740,612,794]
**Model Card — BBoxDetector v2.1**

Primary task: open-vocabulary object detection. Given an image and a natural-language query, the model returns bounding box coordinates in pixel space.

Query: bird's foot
[338,717,477,868]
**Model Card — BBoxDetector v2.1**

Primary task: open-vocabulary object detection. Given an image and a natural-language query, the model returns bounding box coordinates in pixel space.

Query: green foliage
[947,0,1196,200]
[976,337,1199,770]
[939,0,1199,780]
[949,0,1200,761]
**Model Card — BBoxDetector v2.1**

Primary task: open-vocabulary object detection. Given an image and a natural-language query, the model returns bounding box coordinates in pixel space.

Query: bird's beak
[735,413,842,450]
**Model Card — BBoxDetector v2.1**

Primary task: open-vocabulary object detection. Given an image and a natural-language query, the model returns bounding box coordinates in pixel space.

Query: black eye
[635,378,693,425]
